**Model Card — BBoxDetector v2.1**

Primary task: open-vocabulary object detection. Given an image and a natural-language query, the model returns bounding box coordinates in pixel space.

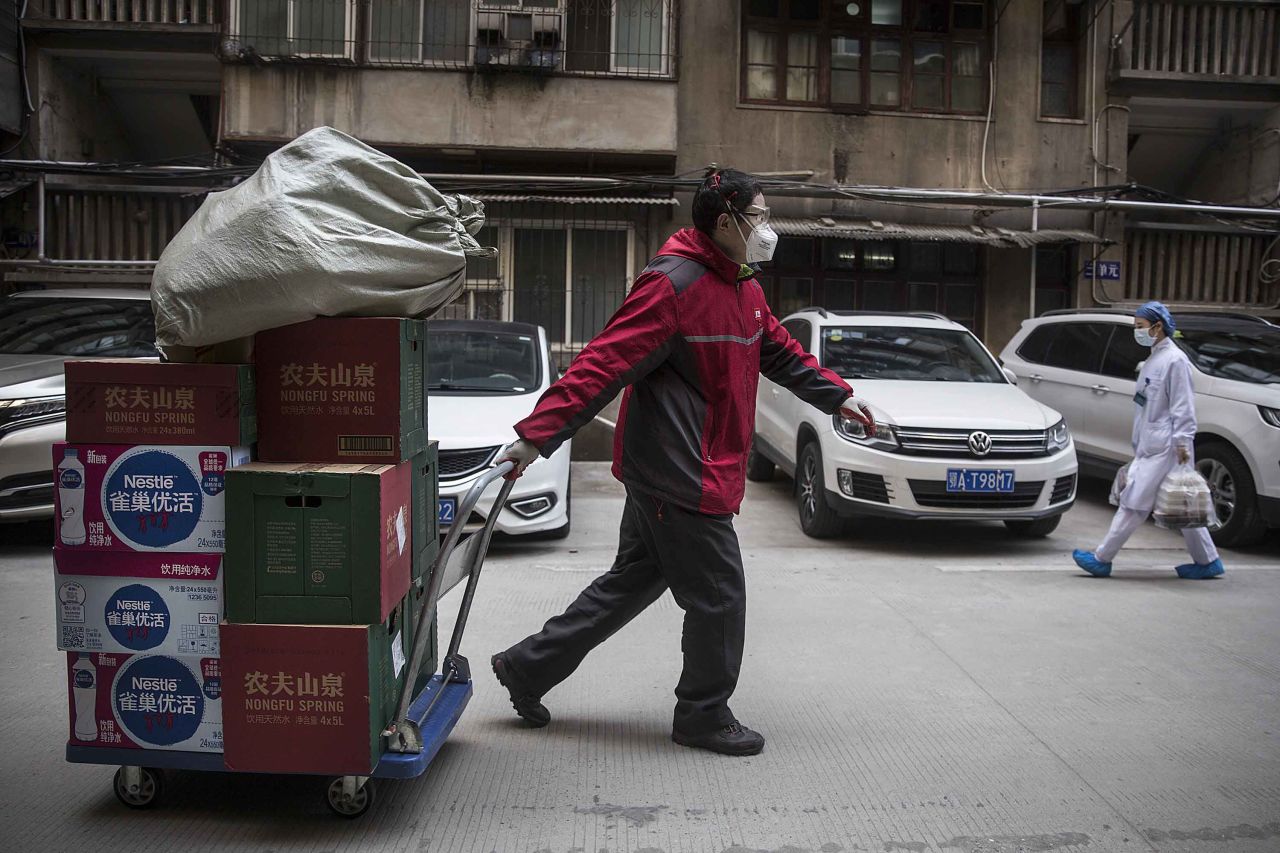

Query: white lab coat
[1117,337,1197,513]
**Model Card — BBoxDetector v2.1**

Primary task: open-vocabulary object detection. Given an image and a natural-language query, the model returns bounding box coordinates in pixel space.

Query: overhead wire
[2,158,1278,225]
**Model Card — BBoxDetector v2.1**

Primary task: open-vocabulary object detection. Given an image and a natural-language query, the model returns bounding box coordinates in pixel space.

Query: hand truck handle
[387,460,517,751]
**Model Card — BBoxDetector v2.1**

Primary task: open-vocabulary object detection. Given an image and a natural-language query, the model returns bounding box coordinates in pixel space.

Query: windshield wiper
[427,382,516,392]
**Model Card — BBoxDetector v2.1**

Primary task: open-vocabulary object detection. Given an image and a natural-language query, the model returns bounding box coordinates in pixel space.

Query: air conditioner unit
[474,9,563,70]
[527,11,562,69]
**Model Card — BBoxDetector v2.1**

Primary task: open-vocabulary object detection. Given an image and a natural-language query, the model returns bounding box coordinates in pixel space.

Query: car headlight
[0,395,66,432]
[832,412,900,452]
[1260,406,1280,429]
[1046,419,1071,453]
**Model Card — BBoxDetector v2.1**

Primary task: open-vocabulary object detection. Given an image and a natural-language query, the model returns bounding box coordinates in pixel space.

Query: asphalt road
[1,464,1277,852]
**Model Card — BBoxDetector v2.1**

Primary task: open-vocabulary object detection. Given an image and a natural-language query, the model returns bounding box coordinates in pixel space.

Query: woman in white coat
[1073,301,1225,579]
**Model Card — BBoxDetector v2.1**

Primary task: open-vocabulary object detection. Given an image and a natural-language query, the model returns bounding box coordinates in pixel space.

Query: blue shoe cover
[1073,549,1112,577]
[1176,558,1224,579]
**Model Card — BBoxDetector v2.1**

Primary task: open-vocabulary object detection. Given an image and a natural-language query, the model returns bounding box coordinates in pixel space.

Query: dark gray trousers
[502,487,746,734]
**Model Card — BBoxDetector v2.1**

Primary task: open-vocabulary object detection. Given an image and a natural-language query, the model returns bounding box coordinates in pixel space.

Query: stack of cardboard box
[55,361,255,757]
[218,318,441,776]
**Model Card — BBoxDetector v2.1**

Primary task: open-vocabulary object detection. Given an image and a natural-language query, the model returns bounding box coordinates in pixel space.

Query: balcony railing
[1123,0,1279,79]
[1122,227,1280,308]
[32,1,219,24]
[224,0,678,80]
[43,183,207,264]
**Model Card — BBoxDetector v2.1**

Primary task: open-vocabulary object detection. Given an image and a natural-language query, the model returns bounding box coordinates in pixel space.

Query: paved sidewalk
[1,464,1277,852]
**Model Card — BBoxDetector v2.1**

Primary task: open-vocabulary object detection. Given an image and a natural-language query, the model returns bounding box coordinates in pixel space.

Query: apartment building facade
[3,0,1277,359]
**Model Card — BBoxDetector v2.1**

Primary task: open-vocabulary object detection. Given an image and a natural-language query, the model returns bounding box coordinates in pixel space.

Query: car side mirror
[1003,367,1018,385]
[1135,361,1145,375]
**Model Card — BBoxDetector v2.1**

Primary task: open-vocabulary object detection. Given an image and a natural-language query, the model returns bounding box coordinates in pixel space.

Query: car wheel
[746,437,776,482]
[1004,515,1062,538]
[796,441,844,539]
[1197,441,1267,548]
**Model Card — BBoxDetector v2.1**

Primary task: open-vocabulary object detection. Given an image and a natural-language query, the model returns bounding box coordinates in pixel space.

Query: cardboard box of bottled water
[53,443,251,553]
[66,652,223,753]
[65,360,256,446]
[221,600,409,774]
[224,458,413,625]
[54,551,223,657]
[254,317,426,463]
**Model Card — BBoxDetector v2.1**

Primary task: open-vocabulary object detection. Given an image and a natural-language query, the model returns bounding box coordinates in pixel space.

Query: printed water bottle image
[72,654,98,742]
[58,448,87,546]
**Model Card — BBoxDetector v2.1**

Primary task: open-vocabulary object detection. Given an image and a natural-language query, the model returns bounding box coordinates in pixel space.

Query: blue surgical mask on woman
[1134,327,1157,347]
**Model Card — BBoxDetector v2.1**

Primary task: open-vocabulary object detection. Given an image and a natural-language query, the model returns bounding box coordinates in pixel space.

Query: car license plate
[438,498,457,527]
[946,469,1015,493]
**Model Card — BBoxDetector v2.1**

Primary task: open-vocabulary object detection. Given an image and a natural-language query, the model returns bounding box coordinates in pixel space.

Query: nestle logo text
[123,474,176,490]
[131,677,179,691]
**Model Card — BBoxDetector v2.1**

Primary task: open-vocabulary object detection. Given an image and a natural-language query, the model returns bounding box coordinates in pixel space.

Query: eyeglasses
[736,205,770,226]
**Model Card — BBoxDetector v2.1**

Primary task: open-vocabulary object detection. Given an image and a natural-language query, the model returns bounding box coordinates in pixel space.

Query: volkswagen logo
[968,431,992,457]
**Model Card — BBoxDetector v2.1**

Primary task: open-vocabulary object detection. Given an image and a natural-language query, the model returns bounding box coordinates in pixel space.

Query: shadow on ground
[1,519,53,552]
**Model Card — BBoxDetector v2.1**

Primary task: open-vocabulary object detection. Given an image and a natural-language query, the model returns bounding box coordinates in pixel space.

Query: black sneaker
[672,721,765,756]
[491,653,550,728]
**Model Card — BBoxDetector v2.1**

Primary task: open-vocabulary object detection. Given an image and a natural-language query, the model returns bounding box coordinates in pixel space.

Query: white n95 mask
[734,216,778,264]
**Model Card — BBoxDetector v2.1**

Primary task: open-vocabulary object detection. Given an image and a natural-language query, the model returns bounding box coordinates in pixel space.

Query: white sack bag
[152,126,495,352]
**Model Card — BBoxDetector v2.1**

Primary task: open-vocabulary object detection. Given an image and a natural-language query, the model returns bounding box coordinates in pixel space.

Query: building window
[1040,0,1082,118]
[370,0,471,63]
[612,0,672,74]
[233,1,675,78]
[233,0,356,59]
[441,221,634,362]
[742,0,989,113]
[757,237,983,331]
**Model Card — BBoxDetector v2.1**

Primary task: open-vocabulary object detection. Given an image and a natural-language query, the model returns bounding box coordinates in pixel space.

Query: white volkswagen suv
[751,310,1078,538]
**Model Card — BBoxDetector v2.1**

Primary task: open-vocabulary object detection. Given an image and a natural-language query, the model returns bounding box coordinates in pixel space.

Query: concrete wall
[677,0,1109,191]
[33,53,133,161]
[222,66,678,156]
[673,0,1120,329]
[985,247,1033,354]
[1179,105,1280,207]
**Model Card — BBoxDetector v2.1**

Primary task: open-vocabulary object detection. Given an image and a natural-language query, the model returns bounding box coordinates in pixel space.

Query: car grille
[438,446,501,481]
[895,427,1049,458]
[845,471,891,504]
[1050,475,1076,505]
[908,480,1045,509]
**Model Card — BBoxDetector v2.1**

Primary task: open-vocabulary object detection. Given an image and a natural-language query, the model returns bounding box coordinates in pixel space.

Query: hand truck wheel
[325,776,374,818]
[113,766,163,809]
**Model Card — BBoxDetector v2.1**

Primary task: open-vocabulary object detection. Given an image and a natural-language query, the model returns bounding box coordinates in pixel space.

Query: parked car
[0,289,157,522]
[751,310,1078,538]
[1001,310,1280,548]
[426,319,571,539]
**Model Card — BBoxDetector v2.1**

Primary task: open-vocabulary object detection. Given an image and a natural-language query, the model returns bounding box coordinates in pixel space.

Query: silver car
[0,289,156,522]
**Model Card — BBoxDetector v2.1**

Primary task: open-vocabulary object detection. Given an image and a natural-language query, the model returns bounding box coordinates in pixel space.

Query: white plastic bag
[1153,462,1217,530]
[1109,462,1130,507]
[152,126,496,352]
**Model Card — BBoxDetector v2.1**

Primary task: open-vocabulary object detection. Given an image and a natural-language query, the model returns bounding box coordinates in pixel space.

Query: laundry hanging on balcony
[151,126,495,353]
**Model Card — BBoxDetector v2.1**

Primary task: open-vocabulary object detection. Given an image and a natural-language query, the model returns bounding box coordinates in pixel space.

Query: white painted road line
[940,562,1280,572]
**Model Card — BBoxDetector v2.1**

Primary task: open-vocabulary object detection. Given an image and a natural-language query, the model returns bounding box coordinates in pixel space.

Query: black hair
[692,167,763,234]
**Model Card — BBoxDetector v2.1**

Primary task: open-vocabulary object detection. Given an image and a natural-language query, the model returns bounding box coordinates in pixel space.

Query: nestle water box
[66,652,223,754]
[53,443,251,553]
[55,551,223,657]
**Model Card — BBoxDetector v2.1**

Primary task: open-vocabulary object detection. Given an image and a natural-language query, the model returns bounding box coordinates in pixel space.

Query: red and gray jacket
[515,228,853,515]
